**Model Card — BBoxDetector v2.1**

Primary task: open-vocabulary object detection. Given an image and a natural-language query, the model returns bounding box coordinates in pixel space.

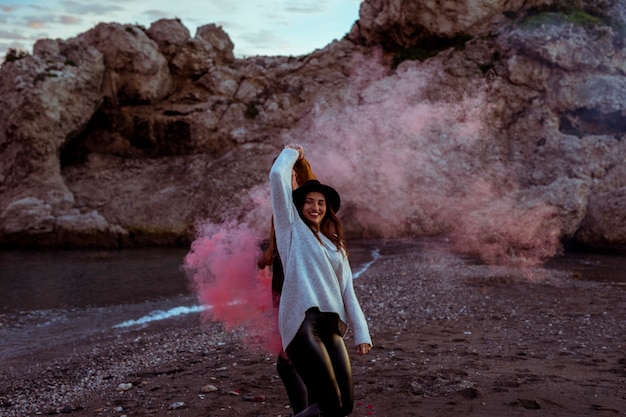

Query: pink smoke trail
[182,220,281,353]
[284,51,562,267]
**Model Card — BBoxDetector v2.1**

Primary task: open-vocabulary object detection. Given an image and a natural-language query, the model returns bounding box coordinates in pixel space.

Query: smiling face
[301,191,327,228]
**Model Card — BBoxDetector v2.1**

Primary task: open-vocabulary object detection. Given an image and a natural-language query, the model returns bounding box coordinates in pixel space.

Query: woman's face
[302,191,327,228]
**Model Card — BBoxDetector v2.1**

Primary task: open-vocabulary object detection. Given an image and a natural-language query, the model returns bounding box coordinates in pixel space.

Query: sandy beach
[1,239,625,416]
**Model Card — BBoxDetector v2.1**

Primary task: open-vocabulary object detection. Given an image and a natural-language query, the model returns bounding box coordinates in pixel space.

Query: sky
[0,0,362,59]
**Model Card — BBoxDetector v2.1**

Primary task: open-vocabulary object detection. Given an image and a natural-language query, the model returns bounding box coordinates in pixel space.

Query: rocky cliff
[1,0,625,261]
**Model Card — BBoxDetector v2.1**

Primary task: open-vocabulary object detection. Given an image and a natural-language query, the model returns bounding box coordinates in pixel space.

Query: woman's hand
[356,343,371,355]
[286,144,304,160]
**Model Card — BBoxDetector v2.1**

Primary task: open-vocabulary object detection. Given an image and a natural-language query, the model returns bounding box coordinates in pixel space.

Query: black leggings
[285,308,353,417]
[276,353,314,413]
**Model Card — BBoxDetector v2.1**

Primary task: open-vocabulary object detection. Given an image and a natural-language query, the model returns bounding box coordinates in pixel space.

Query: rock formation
[1,0,625,260]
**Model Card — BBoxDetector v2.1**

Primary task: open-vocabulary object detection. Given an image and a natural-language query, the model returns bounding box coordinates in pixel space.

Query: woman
[270,144,372,417]
[259,154,318,414]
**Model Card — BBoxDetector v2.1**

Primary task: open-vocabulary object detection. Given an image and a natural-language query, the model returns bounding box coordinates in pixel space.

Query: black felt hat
[292,180,341,213]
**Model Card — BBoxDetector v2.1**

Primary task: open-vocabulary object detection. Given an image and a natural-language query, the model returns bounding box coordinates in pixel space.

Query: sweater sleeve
[270,147,299,238]
[341,260,373,347]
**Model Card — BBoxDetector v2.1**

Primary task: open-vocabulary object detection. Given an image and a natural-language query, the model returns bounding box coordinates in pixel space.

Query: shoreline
[1,240,625,416]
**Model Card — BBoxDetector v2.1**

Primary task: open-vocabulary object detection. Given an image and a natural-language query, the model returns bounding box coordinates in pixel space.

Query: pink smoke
[183,220,281,353]
[283,51,562,267]
[442,188,563,267]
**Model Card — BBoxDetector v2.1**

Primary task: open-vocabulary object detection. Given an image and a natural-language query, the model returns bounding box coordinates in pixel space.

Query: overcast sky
[0,0,362,59]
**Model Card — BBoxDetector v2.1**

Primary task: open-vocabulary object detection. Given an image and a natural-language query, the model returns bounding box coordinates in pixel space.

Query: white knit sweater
[270,147,372,350]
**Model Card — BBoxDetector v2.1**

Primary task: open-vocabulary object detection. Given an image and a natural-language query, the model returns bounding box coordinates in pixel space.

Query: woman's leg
[276,352,311,413]
[325,332,354,416]
[285,309,353,417]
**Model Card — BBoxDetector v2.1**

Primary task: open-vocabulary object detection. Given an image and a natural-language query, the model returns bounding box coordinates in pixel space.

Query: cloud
[27,19,48,30]
[0,29,27,40]
[239,29,282,44]
[60,14,81,25]
[142,9,172,21]
[261,10,289,26]
[60,0,124,15]
[284,1,328,14]
[204,0,242,13]
[237,29,288,55]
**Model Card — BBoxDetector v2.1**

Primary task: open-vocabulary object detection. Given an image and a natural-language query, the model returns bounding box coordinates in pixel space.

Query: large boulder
[146,19,235,79]
[353,0,550,48]
[0,37,104,244]
[81,22,173,104]
[575,187,626,252]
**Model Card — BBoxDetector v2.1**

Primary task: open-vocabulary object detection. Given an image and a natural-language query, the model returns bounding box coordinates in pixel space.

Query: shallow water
[545,251,626,284]
[0,242,381,314]
[0,241,381,362]
[0,240,624,363]
[0,248,191,313]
